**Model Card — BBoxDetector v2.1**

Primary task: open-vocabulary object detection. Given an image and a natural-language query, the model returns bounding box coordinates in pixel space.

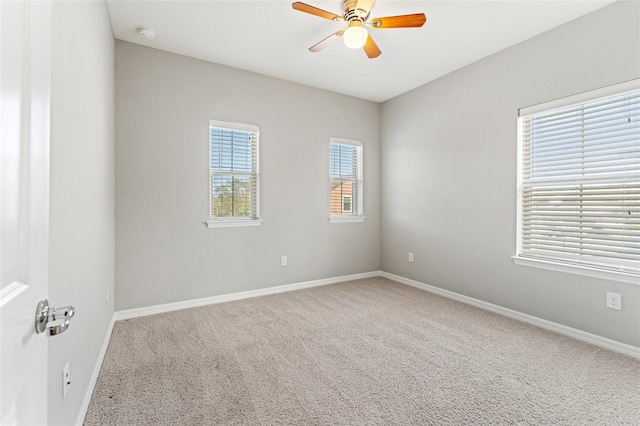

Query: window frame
[329,137,365,223]
[513,79,640,285]
[206,120,262,229]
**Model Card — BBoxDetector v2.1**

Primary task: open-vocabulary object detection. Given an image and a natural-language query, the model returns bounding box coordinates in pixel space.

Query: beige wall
[41,3,640,424]
[49,1,115,425]
[381,1,640,347]
[115,42,381,310]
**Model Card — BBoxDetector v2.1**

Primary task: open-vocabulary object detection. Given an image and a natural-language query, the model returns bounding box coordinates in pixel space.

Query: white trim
[380,271,640,359]
[515,80,640,280]
[205,219,263,228]
[209,119,258,133]
[329,216,366,223]
[0,281,28,308]
[110,269,638,364]
[75,314,116,426]
[68,272,639,425]
[208,120,261,222]
[329,136,361,147]
[114,271,381,321]
[515,116,524,256]
[329,139,364,219]
[512,256,640,285]
[519,78,640,116]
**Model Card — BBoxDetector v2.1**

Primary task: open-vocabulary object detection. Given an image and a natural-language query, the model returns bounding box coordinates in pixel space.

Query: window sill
[205,219,263,229]
[511,256,639,285]
[329,216,366,224]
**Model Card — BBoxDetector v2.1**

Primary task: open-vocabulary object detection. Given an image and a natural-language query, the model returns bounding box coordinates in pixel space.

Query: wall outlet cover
[606,292,621,310]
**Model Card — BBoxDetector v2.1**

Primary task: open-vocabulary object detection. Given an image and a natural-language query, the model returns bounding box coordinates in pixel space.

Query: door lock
[35,300,75,336]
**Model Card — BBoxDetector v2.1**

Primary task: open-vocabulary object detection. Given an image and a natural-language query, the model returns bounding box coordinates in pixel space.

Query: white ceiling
[106,0,615,102]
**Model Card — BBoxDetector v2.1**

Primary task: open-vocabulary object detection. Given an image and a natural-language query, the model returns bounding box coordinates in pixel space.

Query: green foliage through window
[209,122,259,220]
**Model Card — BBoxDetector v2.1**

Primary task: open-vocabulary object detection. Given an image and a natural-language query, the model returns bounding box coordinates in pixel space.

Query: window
[514,80,639,283]
[206,120,261,228]
[342,195,352,213]
[330,138,364,223]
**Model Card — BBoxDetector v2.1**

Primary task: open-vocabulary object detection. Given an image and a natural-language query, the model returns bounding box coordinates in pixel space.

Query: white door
[0,1,52,424]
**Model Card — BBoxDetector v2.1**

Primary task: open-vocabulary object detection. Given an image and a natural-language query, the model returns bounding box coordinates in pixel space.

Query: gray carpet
[84,277,640,425]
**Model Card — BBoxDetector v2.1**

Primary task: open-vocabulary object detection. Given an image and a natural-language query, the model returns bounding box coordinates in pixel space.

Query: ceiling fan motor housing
[342,0,369,23]
[291,1,426,59]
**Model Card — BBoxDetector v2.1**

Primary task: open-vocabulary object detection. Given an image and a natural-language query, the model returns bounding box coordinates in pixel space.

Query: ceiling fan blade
[355,0,375,14]
[370,13,426,28]
[292,2,345,22]
[309,30,345,52]
[363,35,381,59]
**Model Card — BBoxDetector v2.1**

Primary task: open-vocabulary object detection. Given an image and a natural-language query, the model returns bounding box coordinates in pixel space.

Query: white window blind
[516,80,640,276]
[209,120,260,223]
[330,138,363,218]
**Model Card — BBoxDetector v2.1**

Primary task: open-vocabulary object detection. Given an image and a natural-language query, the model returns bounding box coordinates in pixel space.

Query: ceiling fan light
[343,24,368,49]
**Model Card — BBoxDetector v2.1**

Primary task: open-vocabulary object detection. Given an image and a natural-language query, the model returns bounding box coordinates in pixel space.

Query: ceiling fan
[292,0,426,58]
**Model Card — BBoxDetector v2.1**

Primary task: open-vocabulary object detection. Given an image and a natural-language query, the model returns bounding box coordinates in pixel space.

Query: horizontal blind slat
[210,123,260,219]
[518,83,640,274]
[525,113,640,143]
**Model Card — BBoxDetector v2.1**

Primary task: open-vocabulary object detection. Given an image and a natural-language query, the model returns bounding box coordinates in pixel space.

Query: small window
[342,195,352,213]
[206,120,261,228]
[514,79,639,282]
[330,138,364,223]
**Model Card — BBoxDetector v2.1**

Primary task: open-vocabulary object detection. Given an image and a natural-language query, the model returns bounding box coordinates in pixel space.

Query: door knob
[35,299,75,336]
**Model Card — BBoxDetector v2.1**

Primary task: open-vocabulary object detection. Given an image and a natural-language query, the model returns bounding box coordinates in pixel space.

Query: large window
[514,80,639,283]
[330,138,364,223]
[207,120,261,228]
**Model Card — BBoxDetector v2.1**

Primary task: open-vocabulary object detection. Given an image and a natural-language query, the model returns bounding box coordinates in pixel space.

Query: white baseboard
[77,270,637,426]
[75,313,116,426]
[79,272,379,424]
[381,271,640,359]
[114,271,382,321]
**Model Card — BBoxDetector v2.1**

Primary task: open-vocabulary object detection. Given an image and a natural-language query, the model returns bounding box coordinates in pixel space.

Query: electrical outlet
[606,292,621,310]
[62,363,70,399]
[281,255,287,267]
[408,252,414,263]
